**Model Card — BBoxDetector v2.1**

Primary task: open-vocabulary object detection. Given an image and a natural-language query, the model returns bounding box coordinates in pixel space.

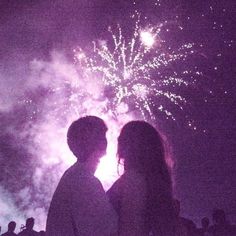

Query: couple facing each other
[46,116,180,236]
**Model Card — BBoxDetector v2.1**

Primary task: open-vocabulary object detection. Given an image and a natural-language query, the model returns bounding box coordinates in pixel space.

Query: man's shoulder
[18,229,38,235]
[66,164,102,185]
[2,233,17,236]
[32,230,39,235]
[1,232,16,236]
[1,232,8,236]
[56,166,103,196]
[17,230,27,236]
[53,164,81,189]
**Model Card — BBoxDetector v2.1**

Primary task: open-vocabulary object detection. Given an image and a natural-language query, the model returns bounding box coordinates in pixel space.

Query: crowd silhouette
[1,116,235,236]
[1,208,235,235]
[0,218,45,236]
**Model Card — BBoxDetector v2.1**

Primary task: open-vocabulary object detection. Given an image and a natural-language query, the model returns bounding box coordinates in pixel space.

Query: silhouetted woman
[107,121,180,236]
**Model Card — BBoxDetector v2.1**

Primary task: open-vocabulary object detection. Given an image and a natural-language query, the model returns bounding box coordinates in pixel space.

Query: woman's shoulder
[125,170,145,178]
[107,170,146,194]
[124,170,146,186]
[114,170,145,185]
[110,171,147,201]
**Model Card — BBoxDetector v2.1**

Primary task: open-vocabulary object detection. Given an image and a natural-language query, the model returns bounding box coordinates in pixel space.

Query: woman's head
[118,120,166,173]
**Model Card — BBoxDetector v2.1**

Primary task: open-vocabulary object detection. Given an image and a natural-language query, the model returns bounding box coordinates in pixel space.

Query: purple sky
[0,0,235,229]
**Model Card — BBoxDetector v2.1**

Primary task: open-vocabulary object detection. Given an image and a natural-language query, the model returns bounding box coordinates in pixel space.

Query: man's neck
[75,161,96,175]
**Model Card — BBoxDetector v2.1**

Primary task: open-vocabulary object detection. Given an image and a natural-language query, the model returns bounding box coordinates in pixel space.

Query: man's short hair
[67,116,107,162]
[8,221,16,231]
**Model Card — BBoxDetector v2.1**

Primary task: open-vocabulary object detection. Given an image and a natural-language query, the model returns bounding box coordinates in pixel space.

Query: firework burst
[73,15,195,120]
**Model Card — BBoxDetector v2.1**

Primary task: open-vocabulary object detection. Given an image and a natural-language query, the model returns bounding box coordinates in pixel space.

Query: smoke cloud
[0,50,129,232]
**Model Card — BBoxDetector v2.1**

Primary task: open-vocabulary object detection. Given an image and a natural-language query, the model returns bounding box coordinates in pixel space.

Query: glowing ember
[140,30,155,47]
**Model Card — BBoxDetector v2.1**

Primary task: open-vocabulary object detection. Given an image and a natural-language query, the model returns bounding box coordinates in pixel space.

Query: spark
[140,30,155,48]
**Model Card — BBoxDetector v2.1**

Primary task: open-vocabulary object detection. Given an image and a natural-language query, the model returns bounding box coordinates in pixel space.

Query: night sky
[0,0,235,232]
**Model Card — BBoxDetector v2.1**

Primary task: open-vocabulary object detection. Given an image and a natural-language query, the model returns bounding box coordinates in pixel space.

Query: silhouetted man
[18,218,38,236]
[208,209,236,236]
[46,116,117,236]
[1,221,17,236]
[173,199,197,236]
[197,217,210,236]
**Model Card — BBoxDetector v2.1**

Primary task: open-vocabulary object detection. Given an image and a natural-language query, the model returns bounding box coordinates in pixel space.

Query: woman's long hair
[118,121,176,235]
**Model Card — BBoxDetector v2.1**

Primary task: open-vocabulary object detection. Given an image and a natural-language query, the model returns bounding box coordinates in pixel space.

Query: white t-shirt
[46,162,118,236]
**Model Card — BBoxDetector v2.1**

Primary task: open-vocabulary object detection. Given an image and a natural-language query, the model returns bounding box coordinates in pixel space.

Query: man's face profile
[94,133,107,162]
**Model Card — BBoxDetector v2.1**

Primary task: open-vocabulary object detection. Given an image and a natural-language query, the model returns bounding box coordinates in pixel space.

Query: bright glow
[95,122,124,190]
[140,31,155,47]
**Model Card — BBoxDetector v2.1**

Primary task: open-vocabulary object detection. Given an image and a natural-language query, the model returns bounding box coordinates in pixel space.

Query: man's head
[8,221,16,232]
[67,116,107,170]
[26,217,34,230]
[212,209,226,225]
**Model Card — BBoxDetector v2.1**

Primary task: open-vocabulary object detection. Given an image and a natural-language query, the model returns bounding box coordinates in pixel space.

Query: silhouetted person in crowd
[1,221,17,236]
[197,217,210,236]
[18,218,38,236]
[208,209,236,236]
[173,199,198,236]
[46,116,117,236]
[107,121,184,236]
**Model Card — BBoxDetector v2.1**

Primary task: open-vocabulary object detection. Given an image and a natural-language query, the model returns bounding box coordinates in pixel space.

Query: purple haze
[0,0,235,232]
